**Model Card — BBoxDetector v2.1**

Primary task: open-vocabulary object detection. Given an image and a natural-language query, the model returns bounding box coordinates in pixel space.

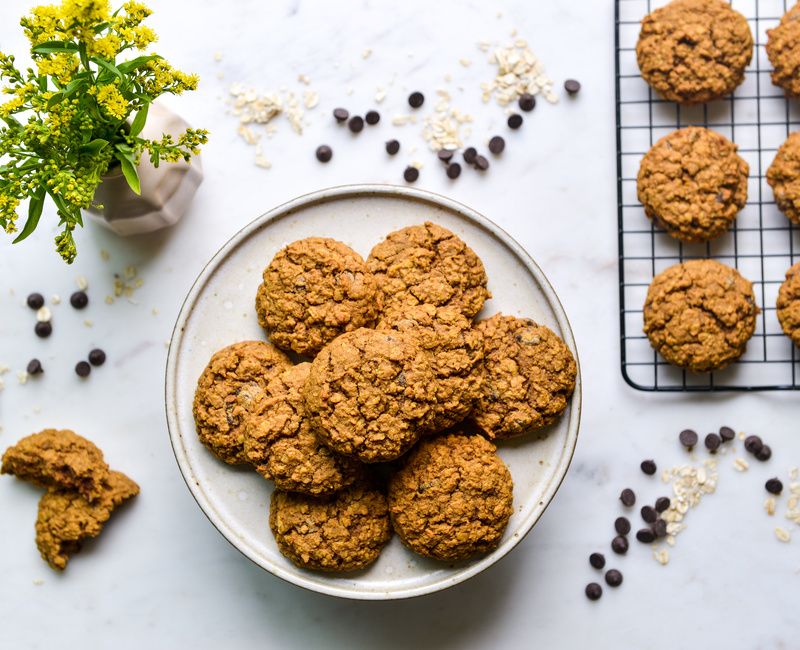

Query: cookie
[470,314,577,440]
[377,304,484,432]
[777,262,800,348]
[367,222,490,319]
[269,481,391,572]
[637,127,749,242]
[244,363,362,495]
[636,0,753,104]
[35,470,139,571]
[643,259,759,371]
[766,3,800,98]
[255,237,381,356]
[193,341,291,465]
[303,328,437,463]
[767,132,800,225]
[1,429,110,503]
[388,433,513,562]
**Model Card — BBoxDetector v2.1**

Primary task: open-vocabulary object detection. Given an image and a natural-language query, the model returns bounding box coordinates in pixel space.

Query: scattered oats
[238,125,259,145]
[216,71,225,80]
[791,467,799,480]
[478,40,491,52]
[302,90,319,109]
[375,87,386,103]
[0,378,5,392]
[734,457,749,472]
[84,319,93,327]
[483,40,557,106]
[297,74,311,85]
[776,527,791,543]
[765,497,777,516]
[346,87,354,96]
[444,73,452,83]
[17,370,29,385]
[392,114,417,126]
[112,267,143,299]
[666,535,676,547]
[459,58,472,67]
[105,295,115,305]
[0,364,9,375]
[254,146,272,169]
[738,431,746,440]
[164,340,170,348]
[654,549,670,565]
[422,99,472,152]
[32,406,41,414]
[51,294,61,305]
[100,249,110,261]
[152,307,159,316]
[510,28,518,37]
[32,578,44,586]
[213,51,222,62]
[410,161,423,170]
[362,48,372,59]
[36,306,51,323]
[786,482,800,526]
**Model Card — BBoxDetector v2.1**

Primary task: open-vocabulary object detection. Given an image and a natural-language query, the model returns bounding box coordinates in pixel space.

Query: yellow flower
[0,95,24,117]
[119,24,157,49]
[143,59,198,95]
[87,33,121,59]
[0,194,20,233]
[36,53,79,84]
[20,5,63,45]
[60,0,111,41]
[121,1,151,24]
[93,82,127,119]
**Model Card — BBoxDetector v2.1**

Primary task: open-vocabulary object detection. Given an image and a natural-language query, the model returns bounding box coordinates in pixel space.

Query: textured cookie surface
[637,127,749,242]
[367,222,490,319]
[388,433,513,562]
[767,132,800,225]
[35,470,139,570]
[777,262,800,348]
[269,482,391,572]
[377,304,484,432]
[643,259,759,371]
[244,363,362,495]
[193,341,291,465]
[303,328,436,463]
[256,237,381,357]
[636,0,753,104]
[766,3,800,97]
[470,314,576,440]
[1,429,109,503]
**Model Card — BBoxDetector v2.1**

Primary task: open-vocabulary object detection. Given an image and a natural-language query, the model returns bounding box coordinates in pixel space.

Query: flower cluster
[0,0,208,263]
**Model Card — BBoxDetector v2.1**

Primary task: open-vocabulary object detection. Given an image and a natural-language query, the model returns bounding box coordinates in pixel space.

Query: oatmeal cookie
[269,481,391,572]
[777,262,800,348]
[388,433,513,562]
[255,237,381,357]
[377,304,484,432]
[637,127,749,242]
[636,0,753,104]
[367,222,490,319]
[193,341,291,465]
[35,470,139,571]
[244,363,362,495]
[1,429,109,502]
[303,328,436,463]
[767,132,800,225]
[643,259,759,371]
[470,314,577,440]
[766,3,800,98]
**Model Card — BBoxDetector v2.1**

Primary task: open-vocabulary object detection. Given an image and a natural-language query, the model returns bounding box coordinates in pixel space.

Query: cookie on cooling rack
[766,2,800,98]
[767,132,800,226]
[777,262,800,348]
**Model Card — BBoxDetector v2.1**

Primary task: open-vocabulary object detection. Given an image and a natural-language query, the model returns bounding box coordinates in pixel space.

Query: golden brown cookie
[1,429,109,503]
[244,363,362,496]
[637,127,749,242]
[303,328,436,463]
[777,262,800,348]
[470,314,577,440]
[193,341,291,465]
[766,3,800,97]
[367,222,490,319]
[255,237,381,357]
[377,304,484,432]
[767,132,800,225]
[643,259,759,371]
[269,481,391,572]
[636,0,753,104]
[35,470,139,571]
[388,433,513,562]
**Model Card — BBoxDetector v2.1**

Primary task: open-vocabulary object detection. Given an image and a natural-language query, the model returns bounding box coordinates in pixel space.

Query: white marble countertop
[0,0,798,648]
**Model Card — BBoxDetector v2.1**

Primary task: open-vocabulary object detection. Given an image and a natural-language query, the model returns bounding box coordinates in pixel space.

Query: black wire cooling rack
[615,0,800,392]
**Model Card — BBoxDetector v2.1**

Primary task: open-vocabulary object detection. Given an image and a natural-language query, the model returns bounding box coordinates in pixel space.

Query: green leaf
[117,54,161,74]
[90,56,123,82]
[13,186,46,243]
[46,91,64,109]
[61,76,85,98]
[115,151,140,195]
[1,115,23,130]
[129,103,149,137]
[31,40,79,54]
[79,138,109,155]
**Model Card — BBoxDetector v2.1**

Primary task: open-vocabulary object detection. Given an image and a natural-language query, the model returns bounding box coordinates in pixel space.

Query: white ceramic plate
[166,185,581,600]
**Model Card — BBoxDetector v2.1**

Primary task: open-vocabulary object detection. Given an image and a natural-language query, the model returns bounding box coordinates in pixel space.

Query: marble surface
[0,0,797,648]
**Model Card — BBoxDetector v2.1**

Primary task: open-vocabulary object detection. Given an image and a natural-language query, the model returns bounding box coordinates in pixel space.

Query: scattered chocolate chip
[614,516,631,536]
[653,519,668,537]
[408,91,424,108]
[589,552,606,569]
[636,528,655,543]
[27,293,45,310]
[619,488,636,507]
[605,569,623,588]
[88,348,106,366]
[564,79,582,94]
[641,505,657,523]
[755,444,772,462]
[611,535,629,555]
[70,291,89,310]
[437,149,454,162]
[34,321,52,338]
[705,433,722,453]
[385,139,400,155]
[507,113,523,129]
[488,135,505,154]
[474,154,489,171]
[446,162,461,179]
[719,426,735,442]
[333,107,349,122]
[641,459,657,475]
[315,145,333,163]
[679,429,698,450]
[585,582,602,601]
[347,116,364,133]
[403,166,419,183]
[655,496,670,513]
[744,435,763,454]
[463,147,477,164]
[518,93,536,112]
[26,359,43,375]
[365,110,380,125]
[75,361,91,378]
[766,478,783,495]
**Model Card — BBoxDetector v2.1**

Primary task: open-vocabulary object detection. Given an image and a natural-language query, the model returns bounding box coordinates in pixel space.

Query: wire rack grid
[616,0,800,392]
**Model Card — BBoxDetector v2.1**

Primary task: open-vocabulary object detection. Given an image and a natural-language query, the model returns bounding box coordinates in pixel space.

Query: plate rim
[165,183,582,600]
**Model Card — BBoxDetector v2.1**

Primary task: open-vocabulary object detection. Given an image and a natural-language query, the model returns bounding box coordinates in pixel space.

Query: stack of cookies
[193,222,577,572]
[634,0,800,371]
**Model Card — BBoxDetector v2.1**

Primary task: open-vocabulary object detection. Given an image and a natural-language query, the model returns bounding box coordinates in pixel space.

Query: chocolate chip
[705,433,722,453]
[348,116,364,133]
[755,444,772,462]
[34,321,52,338]
[365,110,380,125]
[589,552,606,569]
[385,139,400,155]
[70,291,89,309]
[463,147,477,164]
[333,107,349,122]
[518,93,536,112]
[474,155,489,171]
[564,79,581,94]
[619,488,636,507]
[26,359,43,375]
[636,528,655,543]
[641,505,657,523]
[744,435,763,454]
[611,535,629,554]
[403,166,419,183]
[766,478,783,495]
[446,163,461,179]
[679,429,698,450]
[408,91,424,108]
[507,113,523,129]
[27,293,44,310]
[437,149,454,162]
[75,361,91,378]
[605,569,623,587]
[653,519,668,537]
[719,426,735,442]
[488,136,505,154]
[315,145,333,163]
[585,582,602,601]
[641,459,657,475]
[88,349,106,366]
[614,517,631,536]
[655,497,670,513]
